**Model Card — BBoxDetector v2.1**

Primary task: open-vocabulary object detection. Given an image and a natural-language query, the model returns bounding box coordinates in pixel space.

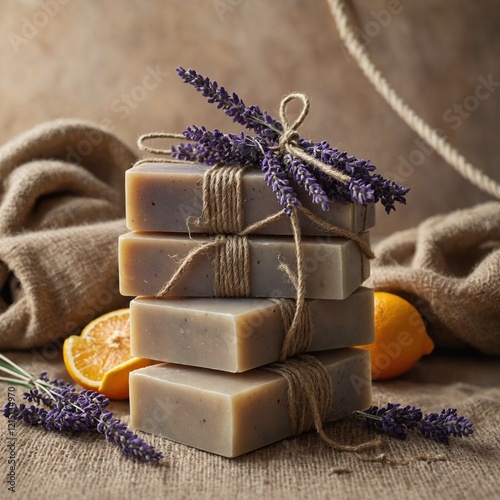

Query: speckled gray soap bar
[129,348,371,457]
[119,231,370,300]
[130,287,374,372]
[125,162,375,235]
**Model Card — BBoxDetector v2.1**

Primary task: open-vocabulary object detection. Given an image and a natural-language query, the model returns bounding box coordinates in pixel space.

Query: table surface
[1,348,499,500]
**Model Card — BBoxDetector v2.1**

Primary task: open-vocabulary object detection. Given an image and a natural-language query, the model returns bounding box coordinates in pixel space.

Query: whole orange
[357,291,435,380]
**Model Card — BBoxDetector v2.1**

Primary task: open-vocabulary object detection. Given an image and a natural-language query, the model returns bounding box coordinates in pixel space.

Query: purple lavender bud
[359,403,422,440]
[172,126,267,167]
[261,151,301,216]
[349,178,375,205]
[176,67,282,142]
[301,139,409,211]
[357,403,473,446]
[284,154,331,211]
[16,403,47,426]
[104,418,164,463]
[419,408,474,445]
[380,415,407,440]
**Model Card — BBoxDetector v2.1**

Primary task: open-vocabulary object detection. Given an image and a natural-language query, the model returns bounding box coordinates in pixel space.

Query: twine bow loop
[136,132,188,164]
[275,92,310,156]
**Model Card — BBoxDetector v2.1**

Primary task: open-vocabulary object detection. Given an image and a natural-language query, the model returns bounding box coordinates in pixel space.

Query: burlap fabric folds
[370,202,500,355]
[0,120,136,349]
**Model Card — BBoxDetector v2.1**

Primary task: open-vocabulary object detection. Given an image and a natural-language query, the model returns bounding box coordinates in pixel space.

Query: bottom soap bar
[130,348,371,457]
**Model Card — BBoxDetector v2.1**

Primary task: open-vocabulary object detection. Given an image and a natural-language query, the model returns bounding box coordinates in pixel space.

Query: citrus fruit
[357,291,435,380]
[98,357,151,400]
[63,308,151,399]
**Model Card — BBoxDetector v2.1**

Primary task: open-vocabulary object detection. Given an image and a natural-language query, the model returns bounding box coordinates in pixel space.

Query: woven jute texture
[369,202,500,355]
[2,350,499,500]
[0,120,136,349]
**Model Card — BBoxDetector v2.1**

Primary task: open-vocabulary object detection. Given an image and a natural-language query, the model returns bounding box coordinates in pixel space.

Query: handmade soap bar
[130,287,374,372]
[129,348,371,457]
[119,231,370,300]
[125,162,375,235]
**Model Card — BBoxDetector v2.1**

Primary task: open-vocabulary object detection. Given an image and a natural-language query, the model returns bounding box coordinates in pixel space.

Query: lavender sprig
[261,151,301,216]
[354,403,473,444]
[420,408,474,445]
[173,67,410,216]
[172,125,266,166]
[283,154,331,211]
[0,355,163,464]
[301,139,409,213]
[177,66,282,143]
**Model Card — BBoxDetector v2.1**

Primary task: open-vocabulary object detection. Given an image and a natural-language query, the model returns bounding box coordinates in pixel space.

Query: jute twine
[136,92,377,452]
[264,355,380,452]
[264,353,448,461]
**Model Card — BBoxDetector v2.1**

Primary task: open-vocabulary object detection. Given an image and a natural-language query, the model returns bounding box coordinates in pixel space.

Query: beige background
[1,4,500,497]
[1,0,499,238]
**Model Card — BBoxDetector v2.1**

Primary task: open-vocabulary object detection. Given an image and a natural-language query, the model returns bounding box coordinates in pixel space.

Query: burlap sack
[0,120,137,349]
[370,202,500,355]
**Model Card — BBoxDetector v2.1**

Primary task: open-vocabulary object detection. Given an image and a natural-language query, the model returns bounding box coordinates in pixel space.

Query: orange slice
[63,308,151,399]
[98,357,151,400]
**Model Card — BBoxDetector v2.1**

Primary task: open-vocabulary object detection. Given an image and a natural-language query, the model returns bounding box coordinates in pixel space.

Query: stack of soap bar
[120,162,375,456]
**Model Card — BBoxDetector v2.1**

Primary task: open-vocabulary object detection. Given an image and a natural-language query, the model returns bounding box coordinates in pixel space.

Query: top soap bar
[126,162,375,235]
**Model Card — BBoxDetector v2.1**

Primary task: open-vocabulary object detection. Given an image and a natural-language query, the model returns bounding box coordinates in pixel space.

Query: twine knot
[271,92,351,185]
[277,128,300,156]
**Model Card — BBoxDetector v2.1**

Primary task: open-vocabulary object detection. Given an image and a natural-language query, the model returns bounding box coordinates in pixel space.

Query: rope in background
[327,0,500,200]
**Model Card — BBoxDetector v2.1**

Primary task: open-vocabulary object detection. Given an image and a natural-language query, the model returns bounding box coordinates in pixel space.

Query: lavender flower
[0,355,163,464]
[354,403,473,445]
[357,403,421,440]
[420,408,474,445]
[261,151,301,216]
[172,126,266,167]
[301,139,410,213]
[283,154,331,211]
[349,178,375,206]
[177,67,282,143]
[174,67,410,215]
